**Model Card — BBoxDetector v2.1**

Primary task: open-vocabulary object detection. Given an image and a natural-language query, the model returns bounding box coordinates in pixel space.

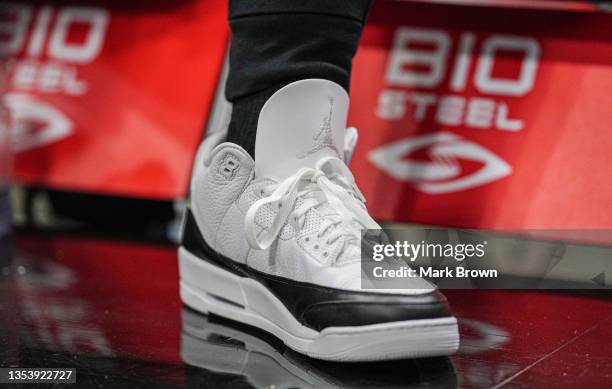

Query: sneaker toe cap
[301,290,453,331]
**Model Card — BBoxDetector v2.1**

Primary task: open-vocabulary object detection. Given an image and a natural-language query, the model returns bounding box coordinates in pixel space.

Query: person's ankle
[226,86,280,158]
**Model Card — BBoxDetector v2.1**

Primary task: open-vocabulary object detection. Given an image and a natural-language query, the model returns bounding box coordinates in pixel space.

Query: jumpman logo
[297,97,340,159]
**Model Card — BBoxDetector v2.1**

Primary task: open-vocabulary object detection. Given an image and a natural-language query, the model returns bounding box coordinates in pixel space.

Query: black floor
[1,232,611,388]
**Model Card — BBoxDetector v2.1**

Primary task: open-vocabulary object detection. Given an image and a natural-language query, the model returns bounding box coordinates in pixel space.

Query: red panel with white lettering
[349,1,612,229]
[5,1,228,199]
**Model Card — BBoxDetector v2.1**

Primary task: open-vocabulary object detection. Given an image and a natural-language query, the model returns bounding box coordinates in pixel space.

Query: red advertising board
[349,1,612,229]
[5,1,228,199]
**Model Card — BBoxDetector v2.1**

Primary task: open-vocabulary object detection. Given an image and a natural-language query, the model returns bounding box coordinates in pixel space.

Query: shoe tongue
[254,79,348,182]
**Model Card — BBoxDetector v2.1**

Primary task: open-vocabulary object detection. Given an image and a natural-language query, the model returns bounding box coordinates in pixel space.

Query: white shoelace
[245,157,380,254]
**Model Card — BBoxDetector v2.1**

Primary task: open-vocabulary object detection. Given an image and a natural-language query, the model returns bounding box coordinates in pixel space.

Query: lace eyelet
[323,252,328,257]
[314,245,319,250]
[305,237,310,242]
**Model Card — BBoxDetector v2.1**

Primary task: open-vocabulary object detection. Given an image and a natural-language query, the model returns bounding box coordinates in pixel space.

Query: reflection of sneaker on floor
[181,307,458,388]
[179,79,459,361]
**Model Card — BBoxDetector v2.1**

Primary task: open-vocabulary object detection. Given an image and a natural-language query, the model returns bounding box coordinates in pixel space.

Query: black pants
[225,0,373,157]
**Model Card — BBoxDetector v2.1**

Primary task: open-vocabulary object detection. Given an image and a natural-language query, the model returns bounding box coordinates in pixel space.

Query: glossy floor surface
[1,232,611,388]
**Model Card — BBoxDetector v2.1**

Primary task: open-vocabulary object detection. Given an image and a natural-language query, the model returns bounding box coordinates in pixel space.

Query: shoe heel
[178,246,247,316]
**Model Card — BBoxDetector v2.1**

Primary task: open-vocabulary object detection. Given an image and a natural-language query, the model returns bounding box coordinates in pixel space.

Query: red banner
[349,1,612,229]
[6,1,228,199]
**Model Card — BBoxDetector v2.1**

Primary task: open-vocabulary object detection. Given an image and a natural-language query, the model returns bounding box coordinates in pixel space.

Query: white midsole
[178,247,460,361]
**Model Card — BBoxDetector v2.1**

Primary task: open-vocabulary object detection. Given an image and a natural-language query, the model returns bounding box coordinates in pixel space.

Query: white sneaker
[179,79,459,361]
